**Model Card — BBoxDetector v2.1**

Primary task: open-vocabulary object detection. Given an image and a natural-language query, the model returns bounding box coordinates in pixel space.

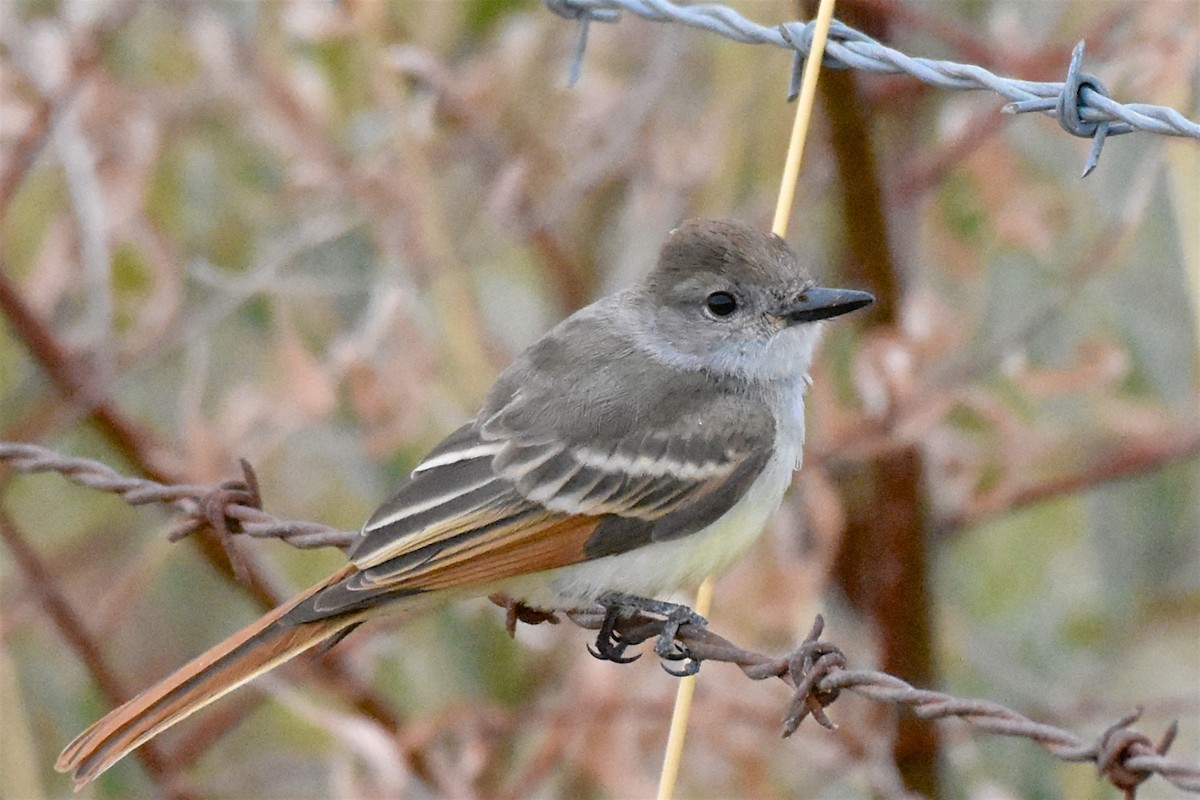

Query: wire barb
[779,20,870,100]
[0,442,360,553]
[1094,709,1185,799]
[1050,41,1123,176]
[779,616,843,735]
[544,0,622,87]
[546,0,1200,175]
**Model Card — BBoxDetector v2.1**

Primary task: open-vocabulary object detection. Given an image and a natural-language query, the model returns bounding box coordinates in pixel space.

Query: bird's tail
[56,565,362,789]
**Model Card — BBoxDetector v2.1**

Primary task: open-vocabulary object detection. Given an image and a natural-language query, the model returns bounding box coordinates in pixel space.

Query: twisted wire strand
[823,670,1197,793]
[0,442,357,550]
[563,610,1200,796]
[547,0,1200,144]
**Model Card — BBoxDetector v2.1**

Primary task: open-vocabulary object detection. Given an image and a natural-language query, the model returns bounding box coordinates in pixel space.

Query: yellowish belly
[508,445,797,606]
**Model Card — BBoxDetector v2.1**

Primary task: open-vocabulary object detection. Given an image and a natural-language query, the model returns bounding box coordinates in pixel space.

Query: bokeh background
[2,1,1197,798]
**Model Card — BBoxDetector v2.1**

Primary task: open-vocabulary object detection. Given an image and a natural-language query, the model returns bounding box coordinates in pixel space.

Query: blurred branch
[0,261,309,610]
[808,409,1200,535]
[0,262,181,484]
[0,0,142,218]
[388,46,595,313]
[947,418,1200,531]
[889,5,1128,199]
[0,509,195,800]
[227,33,499,398]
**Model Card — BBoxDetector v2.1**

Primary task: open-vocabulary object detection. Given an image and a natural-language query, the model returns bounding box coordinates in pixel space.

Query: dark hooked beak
[776,286,874,325]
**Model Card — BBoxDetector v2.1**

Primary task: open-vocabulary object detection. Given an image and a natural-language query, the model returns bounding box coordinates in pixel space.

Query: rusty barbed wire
[545,0,1200,175]
[5,440,1199,796]
[0,442,358,552]
[560,610,1200,798]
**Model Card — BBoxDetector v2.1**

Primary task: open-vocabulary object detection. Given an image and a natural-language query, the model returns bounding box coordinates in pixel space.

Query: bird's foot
[489,593,560,638]
[590,593,708,676]
[586,601,642,664]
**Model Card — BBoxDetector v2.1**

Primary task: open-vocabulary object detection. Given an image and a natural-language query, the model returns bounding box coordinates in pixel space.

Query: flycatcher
[57,219,873,787]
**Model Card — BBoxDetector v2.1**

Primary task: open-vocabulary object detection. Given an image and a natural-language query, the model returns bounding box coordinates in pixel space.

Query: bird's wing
[290,385,775,621]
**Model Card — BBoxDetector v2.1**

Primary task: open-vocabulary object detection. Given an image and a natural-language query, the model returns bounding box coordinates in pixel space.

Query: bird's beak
[776,286,874,325]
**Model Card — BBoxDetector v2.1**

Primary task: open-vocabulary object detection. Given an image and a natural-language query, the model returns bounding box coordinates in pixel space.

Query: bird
[56,218,873,788]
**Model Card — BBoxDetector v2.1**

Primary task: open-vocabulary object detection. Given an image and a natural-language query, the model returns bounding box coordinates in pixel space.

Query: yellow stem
[655,576,714,800]
[772,0,840,239]
[656,0,839,796]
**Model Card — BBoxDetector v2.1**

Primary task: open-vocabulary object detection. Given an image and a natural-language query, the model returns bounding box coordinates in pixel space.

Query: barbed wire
[4,440,1199,796]
[0,442,357,552]
[555,609,1199,798]
[545,0,1200,175]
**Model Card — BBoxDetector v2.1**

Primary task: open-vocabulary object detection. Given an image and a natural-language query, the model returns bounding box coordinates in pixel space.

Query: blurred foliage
[1,0,1198,798]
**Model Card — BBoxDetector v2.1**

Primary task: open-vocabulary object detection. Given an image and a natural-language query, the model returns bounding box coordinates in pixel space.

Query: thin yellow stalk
[773,0,839,239]
[655,576,714,800]
[657,0,839,796]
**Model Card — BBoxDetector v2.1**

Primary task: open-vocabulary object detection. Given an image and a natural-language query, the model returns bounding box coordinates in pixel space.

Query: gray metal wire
[546,0,1200,175]
[563,609,1200,796]
[0,442,358,551]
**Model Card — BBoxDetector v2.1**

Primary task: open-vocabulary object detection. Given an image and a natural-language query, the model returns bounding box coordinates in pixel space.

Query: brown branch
[0,86,61,221]
[166,691,266,771]
[945,420,1200,532]
[0,509,197,800]
[895,106,1007,202]
[1,255,324,624]
[807,2,939,789]
[0,265,178,482]
[0,0,144,219]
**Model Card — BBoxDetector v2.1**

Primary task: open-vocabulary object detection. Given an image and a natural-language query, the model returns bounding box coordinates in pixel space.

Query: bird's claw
[660,657,701,677]
[590,593,708,676]
[587,603,642,664]
[587,640,641,664]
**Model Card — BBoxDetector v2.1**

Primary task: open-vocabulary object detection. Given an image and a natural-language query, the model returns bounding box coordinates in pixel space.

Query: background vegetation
[1,0,1197,798]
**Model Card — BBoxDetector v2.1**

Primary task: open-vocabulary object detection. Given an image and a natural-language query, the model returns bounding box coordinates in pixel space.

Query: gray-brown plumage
[56,219,872,788]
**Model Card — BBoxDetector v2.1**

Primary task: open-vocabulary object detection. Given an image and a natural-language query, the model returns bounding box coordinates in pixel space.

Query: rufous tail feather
[56,566,362,789]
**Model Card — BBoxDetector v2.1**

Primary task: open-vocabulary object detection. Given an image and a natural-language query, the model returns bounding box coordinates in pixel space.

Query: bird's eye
[705,291,738,317]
